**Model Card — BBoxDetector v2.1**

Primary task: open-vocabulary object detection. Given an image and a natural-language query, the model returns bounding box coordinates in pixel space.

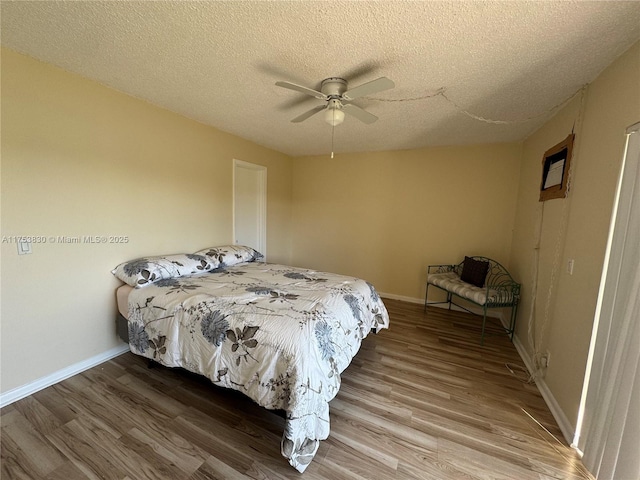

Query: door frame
[232,159,267,259]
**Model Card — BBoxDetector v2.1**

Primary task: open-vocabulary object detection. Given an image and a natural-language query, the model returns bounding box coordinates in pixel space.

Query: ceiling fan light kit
[325,99,345,126]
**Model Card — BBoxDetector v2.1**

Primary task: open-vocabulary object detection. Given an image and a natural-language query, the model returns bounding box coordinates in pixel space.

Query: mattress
[116,284,133,319]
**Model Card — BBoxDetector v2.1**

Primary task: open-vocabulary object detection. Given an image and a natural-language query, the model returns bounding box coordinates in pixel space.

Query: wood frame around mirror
[540,133,575,202]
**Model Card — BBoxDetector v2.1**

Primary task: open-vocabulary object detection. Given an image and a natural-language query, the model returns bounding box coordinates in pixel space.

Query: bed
[112,245,389,472]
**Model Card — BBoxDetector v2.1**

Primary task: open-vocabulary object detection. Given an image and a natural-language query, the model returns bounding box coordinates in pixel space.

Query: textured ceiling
[2,1,639,157]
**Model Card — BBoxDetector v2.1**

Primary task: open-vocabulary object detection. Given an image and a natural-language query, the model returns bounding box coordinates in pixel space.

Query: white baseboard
[511,334,575,445]
[0,344,129,408]
[379,291,423,304]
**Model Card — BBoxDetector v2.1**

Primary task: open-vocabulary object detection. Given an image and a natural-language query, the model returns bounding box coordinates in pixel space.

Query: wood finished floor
[1,299,593,480]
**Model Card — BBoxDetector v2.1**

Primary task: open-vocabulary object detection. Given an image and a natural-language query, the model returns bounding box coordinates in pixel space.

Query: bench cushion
[427,271,495,306]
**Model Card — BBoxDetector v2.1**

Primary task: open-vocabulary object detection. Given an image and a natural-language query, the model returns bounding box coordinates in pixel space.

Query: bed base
[116,312,130,343]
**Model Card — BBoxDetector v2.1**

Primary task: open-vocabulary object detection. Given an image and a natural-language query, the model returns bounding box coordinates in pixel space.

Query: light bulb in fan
[325,104,344,126]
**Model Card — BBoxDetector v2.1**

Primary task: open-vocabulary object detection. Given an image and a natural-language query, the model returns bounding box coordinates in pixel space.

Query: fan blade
[276,81,327,100]
[342,104,378,124]
[342,77,395,100]
[291,105,326,123]
[278,95,317,112]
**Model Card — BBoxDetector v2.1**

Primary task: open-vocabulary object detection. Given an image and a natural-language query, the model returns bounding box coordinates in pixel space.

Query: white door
[233,159,266,259]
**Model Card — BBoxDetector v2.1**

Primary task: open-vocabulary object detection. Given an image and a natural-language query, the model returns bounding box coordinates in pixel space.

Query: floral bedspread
[126,262,389,472]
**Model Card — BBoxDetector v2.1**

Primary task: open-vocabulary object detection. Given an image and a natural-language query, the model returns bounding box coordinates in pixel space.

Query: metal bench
[424,256,521,344]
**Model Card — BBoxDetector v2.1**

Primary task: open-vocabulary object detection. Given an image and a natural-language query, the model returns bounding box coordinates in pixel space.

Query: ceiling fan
[275,76,395,126]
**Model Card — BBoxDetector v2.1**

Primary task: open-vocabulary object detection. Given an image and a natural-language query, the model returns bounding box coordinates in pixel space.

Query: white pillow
[112,253,216,287]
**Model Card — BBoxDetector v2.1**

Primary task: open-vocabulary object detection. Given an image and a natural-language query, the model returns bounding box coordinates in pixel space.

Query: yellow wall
[0,49,293,393]
[509,41,640,431]
[290,144,522,300]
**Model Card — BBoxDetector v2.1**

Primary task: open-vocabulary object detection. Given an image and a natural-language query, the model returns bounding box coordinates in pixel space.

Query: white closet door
[233,159,266,259]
